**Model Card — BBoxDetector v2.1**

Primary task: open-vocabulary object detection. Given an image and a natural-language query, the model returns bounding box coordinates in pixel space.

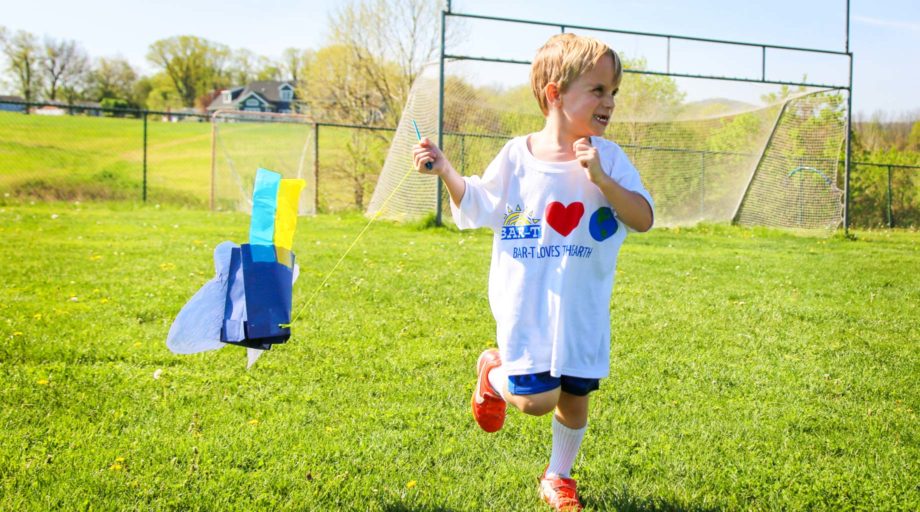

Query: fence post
[313,123,320,214]
[887,165,893,228]
[142,111,148,202]
[210,114,216,211]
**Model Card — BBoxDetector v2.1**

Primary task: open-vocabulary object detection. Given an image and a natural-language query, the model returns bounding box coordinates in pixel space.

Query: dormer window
[280,85,293,101]
[222,90,232,103]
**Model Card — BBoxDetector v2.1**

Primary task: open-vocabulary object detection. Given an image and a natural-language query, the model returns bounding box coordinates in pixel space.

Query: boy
[413,33,653,511]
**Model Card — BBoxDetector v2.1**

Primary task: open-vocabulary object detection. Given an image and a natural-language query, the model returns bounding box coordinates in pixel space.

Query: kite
[167,168,305,368]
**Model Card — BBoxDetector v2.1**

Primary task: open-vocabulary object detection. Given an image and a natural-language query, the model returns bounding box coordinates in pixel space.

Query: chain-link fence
[848,161,920,228]
[0,100,917,227]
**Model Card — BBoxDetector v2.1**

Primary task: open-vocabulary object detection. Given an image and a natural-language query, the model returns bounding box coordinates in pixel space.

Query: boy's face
[557,54,619,138]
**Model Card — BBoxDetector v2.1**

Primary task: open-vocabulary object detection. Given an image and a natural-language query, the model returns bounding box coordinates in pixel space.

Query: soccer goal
[211,110,316,215]
[366,7,853,233]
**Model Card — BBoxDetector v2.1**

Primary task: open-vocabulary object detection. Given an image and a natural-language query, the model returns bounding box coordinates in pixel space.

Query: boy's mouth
[593,114,610,125]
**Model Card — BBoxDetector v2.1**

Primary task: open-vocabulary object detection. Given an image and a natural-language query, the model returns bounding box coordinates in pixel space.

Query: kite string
[281,161,423,329]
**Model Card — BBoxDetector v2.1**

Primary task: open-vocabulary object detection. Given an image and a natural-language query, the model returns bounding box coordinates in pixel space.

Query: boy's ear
[545,82,561,107]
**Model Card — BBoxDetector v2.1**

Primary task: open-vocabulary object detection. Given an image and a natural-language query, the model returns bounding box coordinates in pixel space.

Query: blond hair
[530,33,623,115]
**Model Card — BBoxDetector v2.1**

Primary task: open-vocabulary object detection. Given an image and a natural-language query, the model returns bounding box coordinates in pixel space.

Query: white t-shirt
[451,135,654,379]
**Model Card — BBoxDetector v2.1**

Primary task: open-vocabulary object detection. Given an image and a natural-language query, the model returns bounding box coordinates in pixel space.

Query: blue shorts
[507,372,600,397]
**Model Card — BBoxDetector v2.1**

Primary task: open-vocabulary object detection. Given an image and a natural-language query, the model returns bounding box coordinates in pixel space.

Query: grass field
[0,112,390,211]
[1,201,918,511]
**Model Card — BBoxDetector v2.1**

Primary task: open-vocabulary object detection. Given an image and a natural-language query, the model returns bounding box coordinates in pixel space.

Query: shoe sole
[472,349,504,433]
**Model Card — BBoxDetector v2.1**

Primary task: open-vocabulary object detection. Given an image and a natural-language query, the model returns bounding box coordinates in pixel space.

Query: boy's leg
[540,389,593,511]
[504,387,560,416]
[547,392,589,477]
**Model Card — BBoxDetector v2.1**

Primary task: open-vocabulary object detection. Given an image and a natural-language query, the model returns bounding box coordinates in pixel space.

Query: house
[207,80,298,114]
[0,95,26,113]
[35,105,67,116]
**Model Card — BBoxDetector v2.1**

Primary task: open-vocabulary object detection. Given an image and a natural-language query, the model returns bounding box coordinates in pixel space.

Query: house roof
[207,81,295,111]
[246,81,295,103]
[0,95,25,102]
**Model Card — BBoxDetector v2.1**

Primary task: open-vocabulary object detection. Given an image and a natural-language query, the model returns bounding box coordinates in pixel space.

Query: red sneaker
[539,468,583,511]
[471,348,506,433]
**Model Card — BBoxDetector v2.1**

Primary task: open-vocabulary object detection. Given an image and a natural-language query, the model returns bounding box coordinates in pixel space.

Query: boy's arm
[574,138,653,232]
[413,137,466,208]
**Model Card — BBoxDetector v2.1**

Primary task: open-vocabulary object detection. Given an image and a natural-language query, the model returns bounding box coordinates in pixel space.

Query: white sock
[486,363,507,401]
[546,416,587,478]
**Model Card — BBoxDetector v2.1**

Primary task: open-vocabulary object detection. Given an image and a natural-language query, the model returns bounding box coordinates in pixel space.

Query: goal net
[211,110,316,215]
[367,60,847,232]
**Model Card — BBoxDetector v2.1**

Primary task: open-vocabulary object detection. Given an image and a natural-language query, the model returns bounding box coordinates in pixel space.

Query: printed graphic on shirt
[589,207,619,241]
[511,244,594,260]
[545,201,584,237]
[501,204,542,240]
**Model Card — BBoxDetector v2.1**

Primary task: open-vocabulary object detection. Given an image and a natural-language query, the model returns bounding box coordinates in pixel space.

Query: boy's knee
[512,392,559,416]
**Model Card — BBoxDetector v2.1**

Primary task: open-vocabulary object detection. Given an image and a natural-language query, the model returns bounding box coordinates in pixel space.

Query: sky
[2,0,918,117]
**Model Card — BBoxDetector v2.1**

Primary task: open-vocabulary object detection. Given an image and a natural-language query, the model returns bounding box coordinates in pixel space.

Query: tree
[326,0,444,125]
[228,48,259,86]
[281,47,313,85]
[147,35,230,108]
[907,120,920,151]
[306,44,391,124]
[255,56,282,81]
[86,57,138,104]
[1,28,43,103]
[144,72,184,111]
[42,37,89,102]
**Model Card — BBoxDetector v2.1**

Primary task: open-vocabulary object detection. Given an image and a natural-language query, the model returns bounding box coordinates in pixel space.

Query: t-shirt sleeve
[602,141,655,231]
[450,141,512,231]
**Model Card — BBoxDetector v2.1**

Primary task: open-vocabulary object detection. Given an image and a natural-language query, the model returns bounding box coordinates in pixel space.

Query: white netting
[365,68,441,221]
[211,110,316,215]
[734,91,846,230]
[367,59,848,232]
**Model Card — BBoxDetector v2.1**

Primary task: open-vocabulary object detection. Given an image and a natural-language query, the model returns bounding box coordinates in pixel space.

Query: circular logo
[589,207,619,241]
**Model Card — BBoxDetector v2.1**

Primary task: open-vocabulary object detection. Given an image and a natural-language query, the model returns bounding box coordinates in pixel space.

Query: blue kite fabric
[220,244,295,349]
[166,168,305,366]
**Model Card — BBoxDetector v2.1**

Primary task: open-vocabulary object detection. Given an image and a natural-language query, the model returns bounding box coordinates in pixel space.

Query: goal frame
[434,0,855,232]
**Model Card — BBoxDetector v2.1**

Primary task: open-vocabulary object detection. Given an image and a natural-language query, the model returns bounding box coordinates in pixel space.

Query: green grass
[0,112,389,211]
[1,201,917,510]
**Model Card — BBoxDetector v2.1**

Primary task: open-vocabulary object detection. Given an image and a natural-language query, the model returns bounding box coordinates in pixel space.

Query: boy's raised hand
[573,137,604,183]
[413,137,446,176]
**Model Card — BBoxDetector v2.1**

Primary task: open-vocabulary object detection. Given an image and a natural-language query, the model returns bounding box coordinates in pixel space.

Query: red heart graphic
[545,201,584,236]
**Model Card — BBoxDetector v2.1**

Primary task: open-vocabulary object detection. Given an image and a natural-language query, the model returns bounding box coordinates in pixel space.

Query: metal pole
[761,46,766,81]
[887,165,893,228]
[313,123,320,214]
[210,114,216,211]
[846,0,851,52]
[843,0,853,233]
[844,53,853,234]
[666,37,671,74]
[142,111,148,203]
[436,6,447,226]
